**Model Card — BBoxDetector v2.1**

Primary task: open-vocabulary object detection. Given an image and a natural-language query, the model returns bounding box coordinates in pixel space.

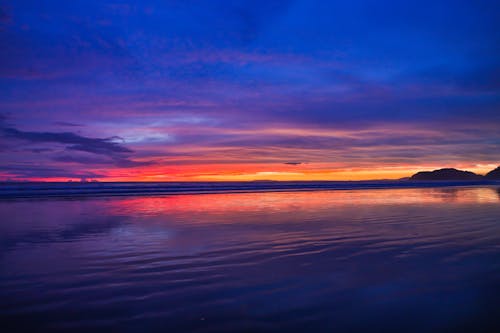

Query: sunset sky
[1,0,499,181]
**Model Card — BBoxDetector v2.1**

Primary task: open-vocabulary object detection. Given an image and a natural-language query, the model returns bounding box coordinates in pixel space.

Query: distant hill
[485,166,500,179]
[410,168,483,181]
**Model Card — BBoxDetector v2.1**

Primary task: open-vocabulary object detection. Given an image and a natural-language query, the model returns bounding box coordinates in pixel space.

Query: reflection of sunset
[109,187,500,218]
[2,186,500,332]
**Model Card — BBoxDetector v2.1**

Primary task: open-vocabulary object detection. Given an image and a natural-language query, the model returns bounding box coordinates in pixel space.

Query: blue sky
[1,0,499,180]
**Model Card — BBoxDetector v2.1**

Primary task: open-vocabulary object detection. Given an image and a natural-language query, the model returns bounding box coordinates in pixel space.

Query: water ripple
[1,187,500,332]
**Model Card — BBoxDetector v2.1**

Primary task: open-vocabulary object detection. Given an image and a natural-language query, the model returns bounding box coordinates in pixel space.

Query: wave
[1,180,499,198]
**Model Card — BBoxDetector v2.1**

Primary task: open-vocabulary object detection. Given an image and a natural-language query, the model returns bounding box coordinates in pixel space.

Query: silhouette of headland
[485,166,500,180]
[410,166,500,181]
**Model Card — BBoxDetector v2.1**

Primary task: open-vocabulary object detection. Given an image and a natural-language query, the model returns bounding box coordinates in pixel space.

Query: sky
[0,0,499,181]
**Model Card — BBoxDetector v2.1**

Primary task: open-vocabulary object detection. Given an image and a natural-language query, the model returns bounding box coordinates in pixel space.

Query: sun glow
[5,162,495,183]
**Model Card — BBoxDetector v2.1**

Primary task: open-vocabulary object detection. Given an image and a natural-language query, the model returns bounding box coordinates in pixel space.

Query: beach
[1,185,499,332]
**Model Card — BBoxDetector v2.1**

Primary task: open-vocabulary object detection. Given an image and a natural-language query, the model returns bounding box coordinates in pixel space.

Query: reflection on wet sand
[1,186,499,333]
[109,186,500,217]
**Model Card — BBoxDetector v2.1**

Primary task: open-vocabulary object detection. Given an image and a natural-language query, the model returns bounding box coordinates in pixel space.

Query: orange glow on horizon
[5,163,497,182]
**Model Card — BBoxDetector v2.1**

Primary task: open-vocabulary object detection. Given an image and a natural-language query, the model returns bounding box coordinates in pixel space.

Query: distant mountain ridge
[410,166,500,181]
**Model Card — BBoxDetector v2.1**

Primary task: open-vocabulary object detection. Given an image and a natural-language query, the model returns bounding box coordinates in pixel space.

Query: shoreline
[1,180,499,199]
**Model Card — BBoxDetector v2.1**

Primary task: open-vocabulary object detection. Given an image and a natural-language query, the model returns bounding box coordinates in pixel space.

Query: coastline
[1,180,499,199]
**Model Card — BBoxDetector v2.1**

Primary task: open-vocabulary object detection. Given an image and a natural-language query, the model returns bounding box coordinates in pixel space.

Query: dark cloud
[52,154,153,167]
[1,126,132,155]
[0,163,103,179]
[53,121,84,127]
[0,121,152,178]
[284,162,302,165]
[52,154,116,165]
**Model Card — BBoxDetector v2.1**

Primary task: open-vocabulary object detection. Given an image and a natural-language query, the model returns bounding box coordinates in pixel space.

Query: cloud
[53,121,84,127]
[284,162,302,165]
[0,120,152,179]
[1,126,132,155]
[0,163,103,179]
[52,154,153,167]
[24,148,54,153]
